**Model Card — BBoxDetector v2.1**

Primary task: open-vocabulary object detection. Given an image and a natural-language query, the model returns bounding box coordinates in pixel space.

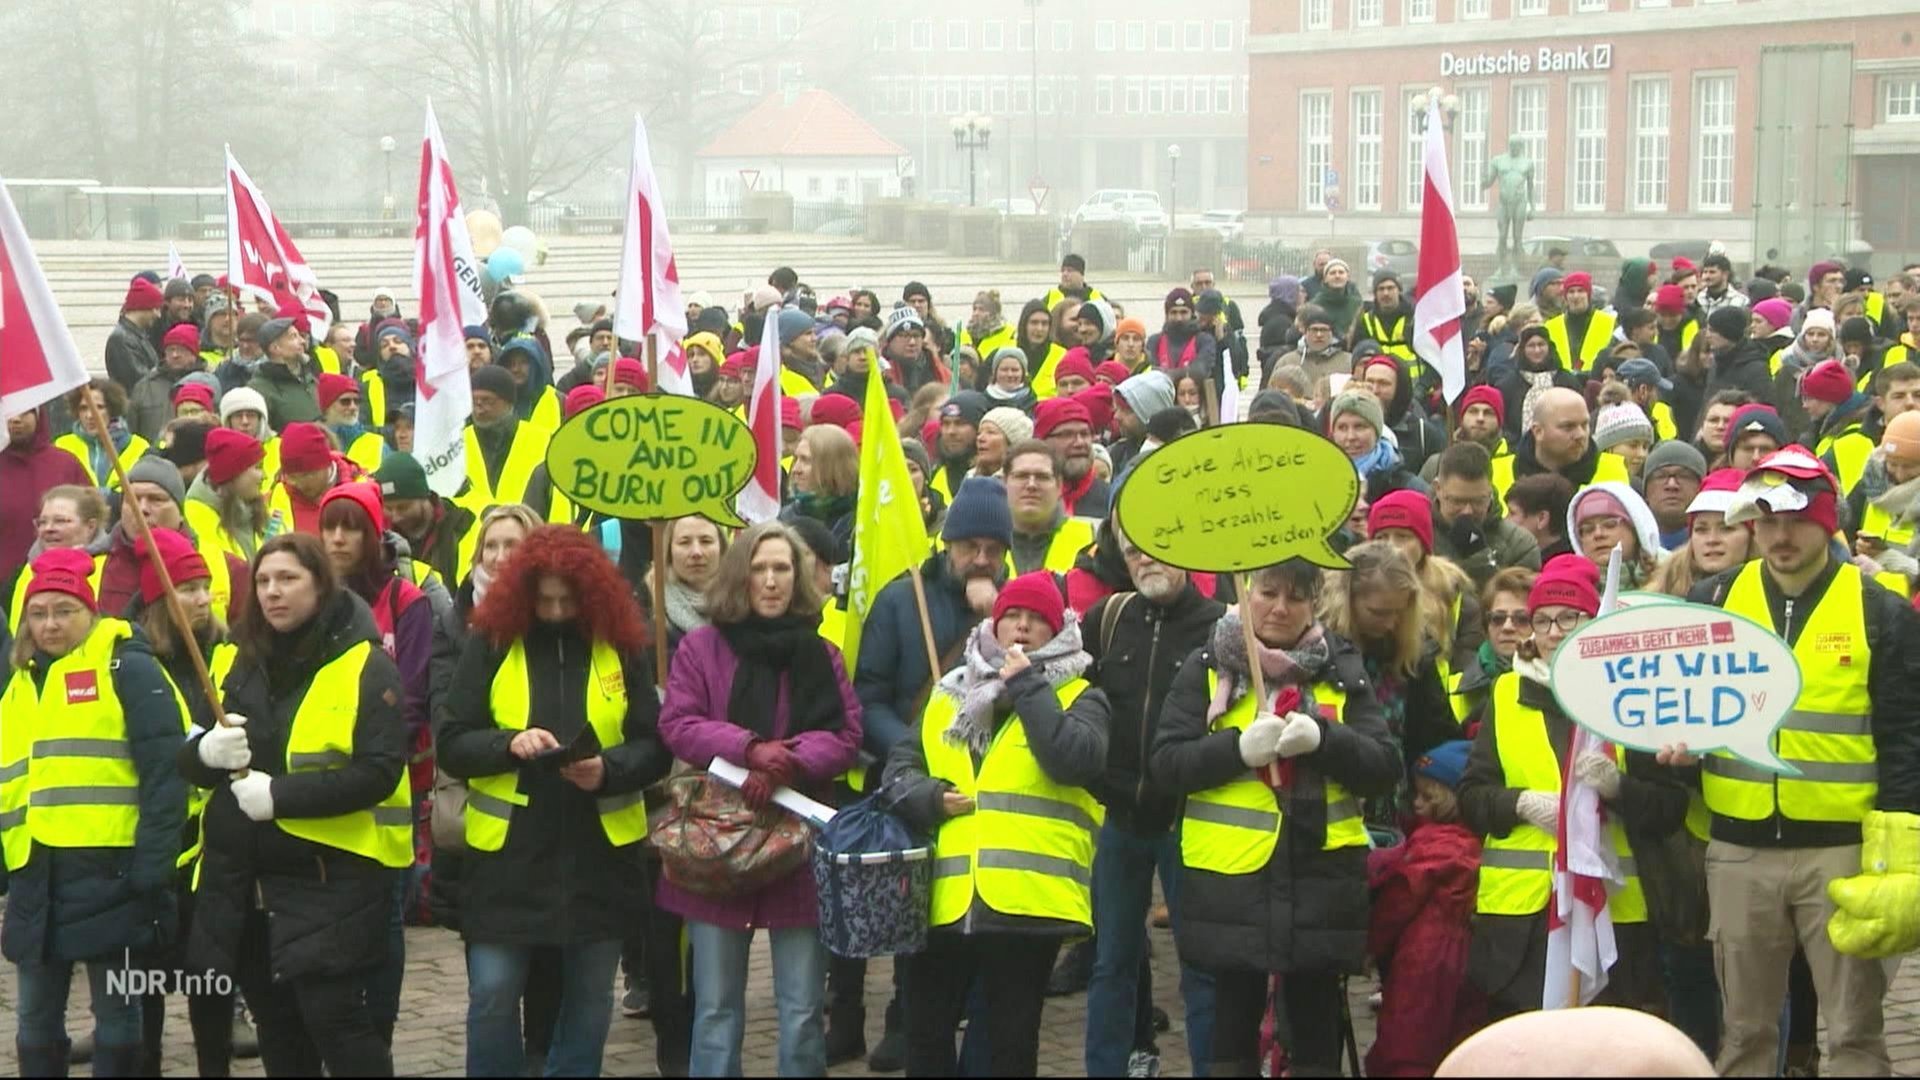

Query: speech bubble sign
[1113,423,1360,573]
[543,394,755,527]
[1548,600,1804,776]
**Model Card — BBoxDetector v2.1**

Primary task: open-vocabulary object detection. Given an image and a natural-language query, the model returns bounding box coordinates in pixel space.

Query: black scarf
[717,612,847,741]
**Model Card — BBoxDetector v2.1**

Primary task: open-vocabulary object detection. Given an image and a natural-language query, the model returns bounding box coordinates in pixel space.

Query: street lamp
[1167,144,1182,231]
[951,113,993,208]
[1411,86,1461,133]
[379,135,396,219]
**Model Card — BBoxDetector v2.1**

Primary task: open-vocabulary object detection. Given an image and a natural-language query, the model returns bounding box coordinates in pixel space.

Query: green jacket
[250,359,322,431]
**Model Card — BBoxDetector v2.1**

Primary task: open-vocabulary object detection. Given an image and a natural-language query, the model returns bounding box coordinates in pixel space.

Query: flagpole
[642,336,670,690]
[906,566,943,684]
[1236,571,1283,787]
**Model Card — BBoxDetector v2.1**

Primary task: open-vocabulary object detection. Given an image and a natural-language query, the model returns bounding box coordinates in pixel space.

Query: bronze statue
[1483,138,1535,277]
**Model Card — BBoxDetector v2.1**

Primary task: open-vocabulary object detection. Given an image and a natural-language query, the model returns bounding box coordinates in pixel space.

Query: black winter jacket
[435,619,671,946]
[1148,635,1401,975]
[1701,339,1779,415]
[854,554,981,761]
[1688,560,1920,847]
[1084,583,1226,833]
[1,628,186,964]
[105,317,160,393]
[180,591,406,982]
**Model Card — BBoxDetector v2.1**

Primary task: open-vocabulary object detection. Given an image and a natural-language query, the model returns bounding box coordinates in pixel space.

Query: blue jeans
[686,921,827,1078]
[466,939,622,1078]
[14,956,144,1048]
[1084,823,1215,1076]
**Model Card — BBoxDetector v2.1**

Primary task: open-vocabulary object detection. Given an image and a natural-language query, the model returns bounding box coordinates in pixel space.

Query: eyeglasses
[1531,611,1589,635]
[1577,515,1626,538]
[1648,468,1696,487]
[1487,610,1528,627]
[1008,470,1056,487]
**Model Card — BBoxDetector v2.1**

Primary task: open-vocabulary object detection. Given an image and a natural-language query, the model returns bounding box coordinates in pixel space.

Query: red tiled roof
[697,90,908,159]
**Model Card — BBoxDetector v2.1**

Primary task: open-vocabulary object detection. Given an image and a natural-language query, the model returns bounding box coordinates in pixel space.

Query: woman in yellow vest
[656,521,861,1077]
[184,428,268,565]
[2,547,188,1078]
[129,527,247,1076]
[879,571,1110,1076]
[1447,567,1537,731]
[1149,557,1400,1076]
[178,533,409,1077]
[1457,555,1688,1020]
[436,524,671,1076]
[4,485,111,637]
[54,379,151,493]
[957,290,1017,366]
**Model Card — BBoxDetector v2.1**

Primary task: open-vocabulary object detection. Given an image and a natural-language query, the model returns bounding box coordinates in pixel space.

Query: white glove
[1515,790,1559,833]
[197,715,252,771]
[1574,751,1623,800]
[1239,712,1287,769]
[230,771,275,822]
[1275,712,1322,759]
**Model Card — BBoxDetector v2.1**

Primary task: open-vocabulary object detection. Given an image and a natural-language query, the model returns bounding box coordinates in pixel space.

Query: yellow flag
[843,369,931,668]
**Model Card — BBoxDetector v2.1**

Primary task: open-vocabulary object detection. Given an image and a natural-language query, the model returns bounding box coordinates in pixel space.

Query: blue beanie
[777,307,814,346]
[463,324,490,343]
[941,477,1013,547]
[1415,740,1472,790]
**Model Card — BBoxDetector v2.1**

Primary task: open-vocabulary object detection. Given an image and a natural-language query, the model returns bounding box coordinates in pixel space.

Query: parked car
[1072,188,1161,228]
[1365,238,1419,279]
[1523,235,1621,260]
[1197,209,1246,242]
[988,197,1042,216]
[1118,196,1169,237]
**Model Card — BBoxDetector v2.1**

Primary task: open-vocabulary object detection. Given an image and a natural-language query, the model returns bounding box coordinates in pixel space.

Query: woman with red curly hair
[435,525,672,1077]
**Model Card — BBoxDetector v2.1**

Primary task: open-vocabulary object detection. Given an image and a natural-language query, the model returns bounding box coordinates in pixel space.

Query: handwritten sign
[1113,423,1359,572]
[544,394,755,527]
[1548,601,1804,776]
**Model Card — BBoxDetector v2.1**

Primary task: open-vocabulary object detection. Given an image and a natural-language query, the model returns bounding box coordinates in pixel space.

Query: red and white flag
[167,242,189,283]
[1412,98,1467,406]
[612,114,691,394]
[410,103,487,499]
[0,176,90,451]
[225,147,330,341]
[738,307,784,524]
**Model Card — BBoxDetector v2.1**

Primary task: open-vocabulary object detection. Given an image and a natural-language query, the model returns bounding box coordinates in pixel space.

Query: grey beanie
[1642,439,1708,483]
[1116,370,1178,422]
[1328,389,1386,436]
[126,455,186,508]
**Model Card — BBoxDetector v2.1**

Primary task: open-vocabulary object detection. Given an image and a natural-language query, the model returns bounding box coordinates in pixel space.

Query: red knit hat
[1367,489,1434,554]
[808,394,860,432]
[720,353,753,380]
[26,548,98,612]
[136,527,210,604]
[1799,359,1855,406]
[203,428,263,487]
[162,323,202,354]
[171,382,215,412]
[1095,360,1132,387]
[612,356,650,391]
[320,482,386,535]
[279,422,332,474]
[317,373,360,414]
[564,384,604,419]
[1034,396,1094,439]
[1653,284,1687,315]
[123,278,164,312]
[1562,272,1593,294]
[1054,348,1098,387]
[1672,256,1697,274]
[779,396,802,432]
[1528,553,1601,617]
[1458,384,1506,429]
[993,571,1067,635]
[1077,384,1116,437]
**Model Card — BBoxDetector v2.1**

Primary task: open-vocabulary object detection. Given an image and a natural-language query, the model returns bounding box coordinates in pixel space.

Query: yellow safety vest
[1704,561,1875,825]
[1360,310,1418,368]
[314,344,345,377]
[1544,310,1618,372]
[183,497,260,581]
[358,370,389,429]
[1490,450,1629,507]
[1006,516,1097,577]
[257,436,282,495]
[53,432,152,491]
[465,637,650,852]
[8,552,107,638]
[1865,291,1885,327]
[1434,592,1464,691]
[1181,670,1368,876]
[780,366,820,399]
[959,324,1018,367]
[1474,673,1648,923]
[1446,668,1475,724]
[177,641,239,870]
[1650,400,1678,443]
[1030,344,1070,399]
[526,385,562,436]
[264,482,300,539]
[341,430,386,474]
[0,619,186,872]
[273,640,414,867]
[1815,424,1875,498]
[923,677,1101,929]
[1859,501,1917,553]
[1043,286,1105,311]
[458,421,546,513]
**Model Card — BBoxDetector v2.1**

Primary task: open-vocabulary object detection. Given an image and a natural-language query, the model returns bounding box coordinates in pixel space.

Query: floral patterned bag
[650,772,812,898]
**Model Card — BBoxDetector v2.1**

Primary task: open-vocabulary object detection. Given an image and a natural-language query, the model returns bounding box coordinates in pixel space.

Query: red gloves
[745,740,798,788]
[739,771,775,810]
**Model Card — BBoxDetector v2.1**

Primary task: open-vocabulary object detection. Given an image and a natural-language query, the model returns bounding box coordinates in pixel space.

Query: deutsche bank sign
[1440,43,1614,78]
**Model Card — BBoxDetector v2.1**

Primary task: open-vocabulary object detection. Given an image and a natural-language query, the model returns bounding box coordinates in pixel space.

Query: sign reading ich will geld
[1548,600,1804,776]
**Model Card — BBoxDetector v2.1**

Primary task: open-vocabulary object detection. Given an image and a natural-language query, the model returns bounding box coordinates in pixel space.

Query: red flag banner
[738,307,784,524]
[225,148,331,341]
[411,103,487,499]
[0,175,90,449]
[613,114,691,394]
[1413,98,1467,405]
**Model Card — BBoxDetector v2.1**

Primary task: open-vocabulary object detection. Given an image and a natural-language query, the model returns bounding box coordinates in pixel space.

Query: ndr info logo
[105,949,235,998]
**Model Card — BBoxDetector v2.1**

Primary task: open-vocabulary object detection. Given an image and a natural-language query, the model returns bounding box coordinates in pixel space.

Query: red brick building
[1247,0,1920,271]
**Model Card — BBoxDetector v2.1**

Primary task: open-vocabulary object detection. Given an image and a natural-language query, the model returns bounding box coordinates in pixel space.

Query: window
[1148,77,1167,113]
[1638,0,1670,6]
[738,66,762,94]
[1038,78,1055,114]
[1456,86,1489,209]
[1304,0,1332,30]
[1125,21,1147,50]
[273,2,296,33]
[1885,77,1920,121]
[943,80,962,115]
[1195,79,1212,114]
[775,8,799,39]
[873,21,897,49]
[309,3,334,35]
[921,82,938,115]
[910,19,931,50]
[989,77,1008,113]
[1405,0,1435,22]
[1695,74,1736,211]
[1630,78,1670,210]
[1184,20,1204,50]
[1012,82,1030,113]
[1460,0,1490,18]
[1405,89,1426,211]
[894,77,913,113]
[1575,0,1608,10]
[1125,76,1145,115]
[1355,0,1382,28]
[1095,20,1116,51]
[983,20,1004,50]
[1017,20,1033,50]
[734,8,760,39]
[1051,20,1071,51]
[1154,21,1175,50]
[966,77,986,113]
[779,62,804,92]
[1214,20,1233,49]
[1096,76,1116,114]
[1352,89,1383,211]
[1510,83,1548,210]
[946,20,967,50]
[1515,0,1546,13]
[1171,77,1189,113]
[1215,76,1234,114]
[1303,92,1334,208]
[1569,80,1607,212]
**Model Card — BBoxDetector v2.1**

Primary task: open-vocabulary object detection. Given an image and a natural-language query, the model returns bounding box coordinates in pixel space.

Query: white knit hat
[1592,403,1653,452]
[980,406,1034,444]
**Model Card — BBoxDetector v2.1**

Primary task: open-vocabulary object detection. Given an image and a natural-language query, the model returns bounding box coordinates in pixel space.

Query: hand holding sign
[545,394,755,527]
[1548,601,1804,776]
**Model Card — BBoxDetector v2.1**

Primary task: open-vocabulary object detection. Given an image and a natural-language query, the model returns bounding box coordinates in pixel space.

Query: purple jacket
[656,624,862,929]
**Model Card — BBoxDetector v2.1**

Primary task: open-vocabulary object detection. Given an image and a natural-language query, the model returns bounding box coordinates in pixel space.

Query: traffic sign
[1323,167,1340,188]
[1028,176,1050,211]
[739,169,760,192]
[1325,192,1341,212]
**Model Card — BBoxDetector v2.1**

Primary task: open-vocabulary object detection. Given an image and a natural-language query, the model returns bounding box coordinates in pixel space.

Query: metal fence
[1222,239,1315,282]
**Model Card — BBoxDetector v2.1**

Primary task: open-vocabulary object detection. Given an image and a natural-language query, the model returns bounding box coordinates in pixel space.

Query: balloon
[466,210,503,258]
[502,225,540,266]
[486,247,526,284]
